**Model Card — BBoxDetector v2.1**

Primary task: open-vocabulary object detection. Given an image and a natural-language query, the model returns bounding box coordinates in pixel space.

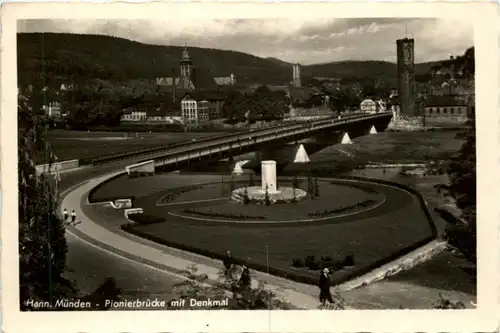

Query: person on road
[319,268,334,305]
[63,208,68,222]
[71,210,76,225]
[223,250,234,276]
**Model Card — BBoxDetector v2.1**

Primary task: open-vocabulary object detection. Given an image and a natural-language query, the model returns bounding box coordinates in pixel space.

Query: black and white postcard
[1,2,498,332]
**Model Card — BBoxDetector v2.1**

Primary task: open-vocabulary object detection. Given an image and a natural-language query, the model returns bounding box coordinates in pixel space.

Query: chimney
[171,68,176,102]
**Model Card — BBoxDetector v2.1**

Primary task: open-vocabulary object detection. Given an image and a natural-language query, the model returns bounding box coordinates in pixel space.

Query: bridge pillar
[231,159,251,176]
[258,143,311,165]
[341,132,353,144]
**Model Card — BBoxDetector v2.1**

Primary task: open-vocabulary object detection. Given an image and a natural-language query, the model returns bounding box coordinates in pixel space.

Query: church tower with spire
[180,43,193,79]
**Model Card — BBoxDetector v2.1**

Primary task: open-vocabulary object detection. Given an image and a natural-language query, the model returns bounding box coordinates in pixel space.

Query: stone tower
[292,63,302,88]
[180,43,193,80]
[396,38,416,115]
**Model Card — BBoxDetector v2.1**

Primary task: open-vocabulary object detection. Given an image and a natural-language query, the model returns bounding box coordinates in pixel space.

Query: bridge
[111,112,393,176]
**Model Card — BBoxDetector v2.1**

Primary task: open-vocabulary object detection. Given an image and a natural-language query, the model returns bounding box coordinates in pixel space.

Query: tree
[440,116,476,263]
[220,176,225,196]
[230,176,235,192]
[18,86,70,309]
[243,187,250,205]
[438,46,476,264]
[18,88,121,310]
[314,178,320,197]
[307,175,314,198]
[249,174,255,187]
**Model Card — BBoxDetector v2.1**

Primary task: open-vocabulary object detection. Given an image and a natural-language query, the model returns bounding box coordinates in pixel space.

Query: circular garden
[89,173,436,286]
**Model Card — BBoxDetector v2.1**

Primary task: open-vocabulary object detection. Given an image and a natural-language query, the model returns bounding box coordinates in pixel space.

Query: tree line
[222,86,290,122]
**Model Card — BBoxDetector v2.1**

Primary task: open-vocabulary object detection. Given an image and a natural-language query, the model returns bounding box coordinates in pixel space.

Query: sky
[18,18,474,65]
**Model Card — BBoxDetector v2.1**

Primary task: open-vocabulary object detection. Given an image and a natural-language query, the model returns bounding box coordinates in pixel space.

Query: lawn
[90,174,436,286]
[39,130,226,164]
[310,130,464,165]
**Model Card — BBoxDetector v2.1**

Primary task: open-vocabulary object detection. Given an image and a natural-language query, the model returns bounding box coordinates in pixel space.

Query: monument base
[231,186,307,204]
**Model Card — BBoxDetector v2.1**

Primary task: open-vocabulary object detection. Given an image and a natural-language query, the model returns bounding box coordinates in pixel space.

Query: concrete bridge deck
[108,112,393,173]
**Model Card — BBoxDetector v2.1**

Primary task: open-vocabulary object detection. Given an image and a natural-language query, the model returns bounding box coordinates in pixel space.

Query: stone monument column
[261,160,278,193]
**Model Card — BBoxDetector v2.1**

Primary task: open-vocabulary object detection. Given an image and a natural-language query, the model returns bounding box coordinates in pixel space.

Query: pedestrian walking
[319,268,334,305]
[71,210,76,224]
[223,250,235,276]
[63,208,68,222]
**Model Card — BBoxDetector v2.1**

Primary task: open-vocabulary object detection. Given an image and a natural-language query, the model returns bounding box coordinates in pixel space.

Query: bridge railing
[150,112,393,168]
[92,112,392,166]
[91,120,308,166]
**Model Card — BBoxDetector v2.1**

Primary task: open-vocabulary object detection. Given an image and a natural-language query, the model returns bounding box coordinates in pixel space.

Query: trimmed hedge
[291,254,355,272]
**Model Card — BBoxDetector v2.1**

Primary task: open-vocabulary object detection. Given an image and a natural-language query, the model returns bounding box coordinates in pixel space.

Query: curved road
[59,162,185,301]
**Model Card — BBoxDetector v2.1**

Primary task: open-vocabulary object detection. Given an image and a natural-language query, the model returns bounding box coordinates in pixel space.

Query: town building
[214,73,237,86]
[179,91,225,124]
[423,95,469,125]
[181,93,209,124]
[121,110,148,122]
[360,99,377,113]
[43,102,62,118]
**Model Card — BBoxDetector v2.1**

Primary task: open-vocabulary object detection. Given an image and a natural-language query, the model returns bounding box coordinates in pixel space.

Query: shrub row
[182,208,265,221]
[307,200,377,218]
[159,186,205,204]
[292,254,355,272]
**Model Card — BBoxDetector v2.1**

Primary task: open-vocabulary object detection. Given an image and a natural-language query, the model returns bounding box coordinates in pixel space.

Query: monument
[231,160,307,204]
[261,160,278,193]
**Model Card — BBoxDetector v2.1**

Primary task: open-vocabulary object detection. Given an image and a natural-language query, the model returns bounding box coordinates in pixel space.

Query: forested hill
[18,32,442,87]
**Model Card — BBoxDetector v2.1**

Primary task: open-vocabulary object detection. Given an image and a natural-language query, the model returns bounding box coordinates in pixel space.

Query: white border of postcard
[2,2,499,333]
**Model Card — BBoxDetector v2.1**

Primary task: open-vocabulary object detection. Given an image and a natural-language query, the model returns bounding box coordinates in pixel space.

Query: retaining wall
[36,159,79,174]
[336,240,447,291]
